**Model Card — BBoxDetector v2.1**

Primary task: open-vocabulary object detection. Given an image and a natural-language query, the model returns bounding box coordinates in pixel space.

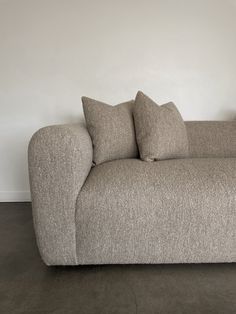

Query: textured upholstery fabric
[133,91,189,161]
[28,124,93,265]
[76,158,236,264]
[82,97,138,165]
[29,121,236,265]
[186,121,236,158]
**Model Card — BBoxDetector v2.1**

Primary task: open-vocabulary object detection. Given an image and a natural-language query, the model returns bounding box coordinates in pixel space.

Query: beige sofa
[28,121,236,265]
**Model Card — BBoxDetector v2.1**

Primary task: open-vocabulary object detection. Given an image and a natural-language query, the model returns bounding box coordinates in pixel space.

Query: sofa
[28,120,236,266]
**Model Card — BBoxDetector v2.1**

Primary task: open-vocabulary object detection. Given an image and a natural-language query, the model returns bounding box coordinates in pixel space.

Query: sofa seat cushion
[76,158,236,264]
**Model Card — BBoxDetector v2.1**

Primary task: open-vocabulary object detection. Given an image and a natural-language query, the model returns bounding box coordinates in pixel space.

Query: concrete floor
[0,202,236,314]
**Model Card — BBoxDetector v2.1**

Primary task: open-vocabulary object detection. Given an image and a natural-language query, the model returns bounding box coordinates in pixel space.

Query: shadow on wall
[73,116,85,125]
[216,109,236,120]
[52,110,236,124]
[62,112,236,123]
[54,115,85,125]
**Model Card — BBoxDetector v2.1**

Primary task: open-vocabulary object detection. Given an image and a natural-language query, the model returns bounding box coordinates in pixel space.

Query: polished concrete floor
[0,202,236,314]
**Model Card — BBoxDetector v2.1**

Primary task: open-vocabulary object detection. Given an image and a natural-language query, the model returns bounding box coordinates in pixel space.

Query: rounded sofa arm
[28,124,93,265]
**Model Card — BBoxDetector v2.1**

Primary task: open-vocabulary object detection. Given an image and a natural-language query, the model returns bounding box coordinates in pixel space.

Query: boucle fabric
[28,124,93,265]
[186,121,236,158]
[133,91,189,161]
[82,97,138,165]
[76,158,236,264]
[29,121,236,265]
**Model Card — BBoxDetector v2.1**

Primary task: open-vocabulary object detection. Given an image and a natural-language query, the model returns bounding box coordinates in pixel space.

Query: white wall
[1,0,236,201]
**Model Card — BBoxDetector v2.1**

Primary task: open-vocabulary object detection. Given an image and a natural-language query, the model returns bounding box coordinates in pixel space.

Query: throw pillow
[133,91,189,161]
[82,97,138,165]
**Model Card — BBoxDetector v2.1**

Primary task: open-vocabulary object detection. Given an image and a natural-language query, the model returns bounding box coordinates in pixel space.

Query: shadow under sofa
[28,121,236,265]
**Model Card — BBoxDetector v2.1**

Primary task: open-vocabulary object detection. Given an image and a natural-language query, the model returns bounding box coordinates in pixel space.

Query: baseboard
[0,191,31,202]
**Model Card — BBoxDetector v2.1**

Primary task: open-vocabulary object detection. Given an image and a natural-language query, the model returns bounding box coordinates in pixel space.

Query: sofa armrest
[28,124,93,265]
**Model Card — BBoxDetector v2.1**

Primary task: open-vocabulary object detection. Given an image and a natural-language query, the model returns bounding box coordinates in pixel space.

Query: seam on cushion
[74,163,92,265]
[74,203,78,265]
[74,187,83,265]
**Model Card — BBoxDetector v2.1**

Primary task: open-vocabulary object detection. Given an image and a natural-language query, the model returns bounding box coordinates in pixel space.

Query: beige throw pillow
[133,91,189,161]
[82,97,138,165]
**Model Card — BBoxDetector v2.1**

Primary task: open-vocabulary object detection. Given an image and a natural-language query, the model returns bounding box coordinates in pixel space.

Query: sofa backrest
[185,121,236,158]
